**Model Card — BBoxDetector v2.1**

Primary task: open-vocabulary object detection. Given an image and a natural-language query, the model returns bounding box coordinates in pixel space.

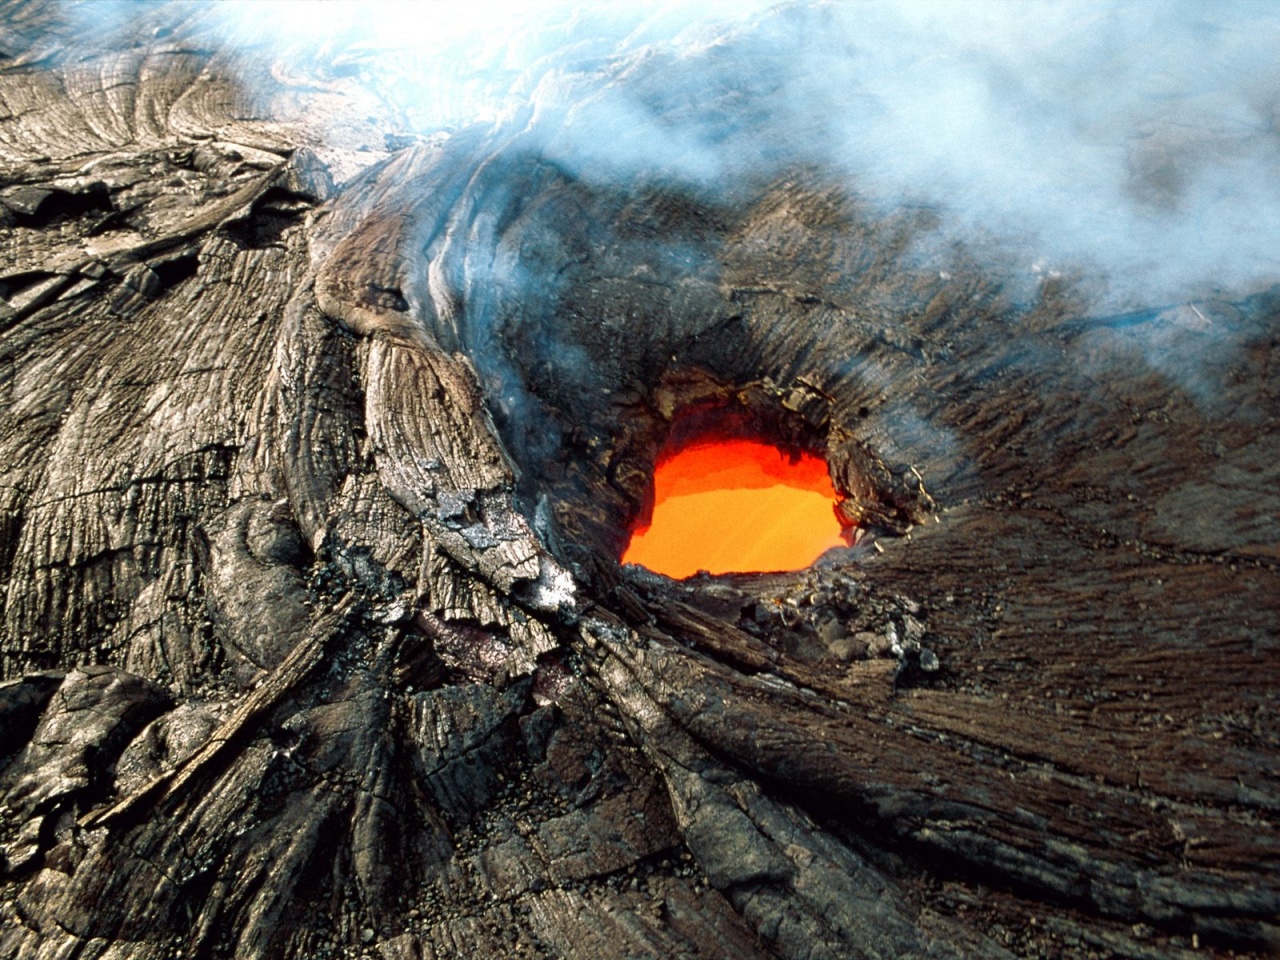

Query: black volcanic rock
[0,3,1277,959]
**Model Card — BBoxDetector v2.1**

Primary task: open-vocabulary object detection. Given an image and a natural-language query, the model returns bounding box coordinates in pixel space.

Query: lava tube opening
[622,438,852,579]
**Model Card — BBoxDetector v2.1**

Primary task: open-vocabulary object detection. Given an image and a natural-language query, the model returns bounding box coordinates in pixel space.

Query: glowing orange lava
[622,438,849,578]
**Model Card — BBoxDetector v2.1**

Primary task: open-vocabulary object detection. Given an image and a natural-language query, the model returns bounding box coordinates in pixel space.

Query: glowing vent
[622,438,849,578]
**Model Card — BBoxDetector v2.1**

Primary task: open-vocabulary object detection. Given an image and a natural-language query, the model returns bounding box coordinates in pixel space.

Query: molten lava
[622,438,849,578]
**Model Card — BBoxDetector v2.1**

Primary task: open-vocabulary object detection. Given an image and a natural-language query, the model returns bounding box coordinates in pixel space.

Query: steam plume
[69,2,1280,355]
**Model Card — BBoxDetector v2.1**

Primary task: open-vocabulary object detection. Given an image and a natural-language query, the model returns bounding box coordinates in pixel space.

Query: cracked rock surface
[1,3,1277,959]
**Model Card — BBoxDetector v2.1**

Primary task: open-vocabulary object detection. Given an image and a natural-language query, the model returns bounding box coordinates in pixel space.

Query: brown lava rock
[0,3,1277,959]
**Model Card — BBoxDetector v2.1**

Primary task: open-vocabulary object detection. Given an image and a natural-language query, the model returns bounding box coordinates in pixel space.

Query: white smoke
[68,1,1280,316]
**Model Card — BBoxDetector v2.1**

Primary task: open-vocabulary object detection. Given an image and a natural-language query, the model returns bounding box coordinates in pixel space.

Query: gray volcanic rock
[0,3,1276,959]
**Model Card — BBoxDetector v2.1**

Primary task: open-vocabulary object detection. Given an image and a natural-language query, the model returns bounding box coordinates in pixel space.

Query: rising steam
[129,0,1278,309]
[68,1,1280,346]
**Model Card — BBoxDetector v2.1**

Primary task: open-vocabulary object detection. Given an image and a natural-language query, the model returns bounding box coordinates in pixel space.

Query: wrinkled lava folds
[622,438,850,578]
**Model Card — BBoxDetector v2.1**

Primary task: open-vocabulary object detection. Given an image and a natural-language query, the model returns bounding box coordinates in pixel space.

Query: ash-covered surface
[0,2,1278,959]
